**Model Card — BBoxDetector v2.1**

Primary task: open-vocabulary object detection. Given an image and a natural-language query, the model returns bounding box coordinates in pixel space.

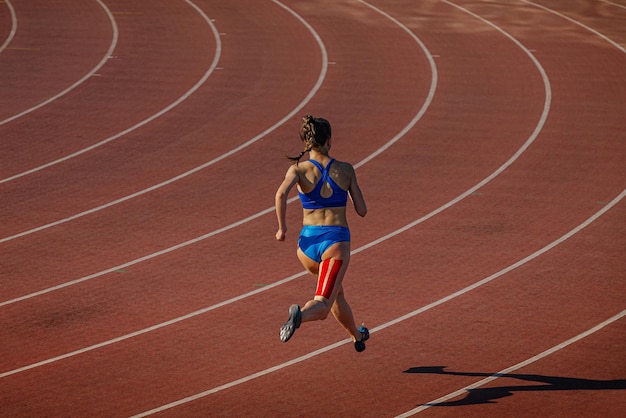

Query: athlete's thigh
[315,243,351,303]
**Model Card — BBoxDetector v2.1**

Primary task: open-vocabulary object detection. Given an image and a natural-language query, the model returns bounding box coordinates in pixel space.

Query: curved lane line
[0,0,118,128]
[399,309,626,416]
[129,189,626,417]
[0,0,17,53]
[0,0,324,242]
[354,0,437,169]
[524,0,626,54]
[0,0,434,303]
[599,0,626,12]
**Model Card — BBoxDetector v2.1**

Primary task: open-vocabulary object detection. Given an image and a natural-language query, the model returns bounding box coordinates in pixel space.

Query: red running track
[0,0,624,416]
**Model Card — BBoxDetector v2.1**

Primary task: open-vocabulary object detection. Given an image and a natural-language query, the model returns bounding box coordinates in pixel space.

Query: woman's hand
[276,228,287,241]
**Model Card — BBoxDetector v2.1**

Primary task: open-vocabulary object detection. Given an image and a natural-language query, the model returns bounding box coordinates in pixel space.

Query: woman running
[275,115,369,352]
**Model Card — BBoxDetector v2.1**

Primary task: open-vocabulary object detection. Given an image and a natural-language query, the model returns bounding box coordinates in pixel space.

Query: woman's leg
[282,241,368,349]
[331,286,361,341]
[297,242,348,323]
[298,242,359,340]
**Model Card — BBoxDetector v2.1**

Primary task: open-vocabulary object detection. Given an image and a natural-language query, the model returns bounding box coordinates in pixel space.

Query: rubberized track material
[1,0,624,416]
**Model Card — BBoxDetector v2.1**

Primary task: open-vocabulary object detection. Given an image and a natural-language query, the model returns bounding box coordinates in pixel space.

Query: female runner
[275,115,369,352]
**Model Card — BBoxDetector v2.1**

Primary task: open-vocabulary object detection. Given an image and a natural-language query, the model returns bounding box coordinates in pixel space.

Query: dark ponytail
[287,115,331,164]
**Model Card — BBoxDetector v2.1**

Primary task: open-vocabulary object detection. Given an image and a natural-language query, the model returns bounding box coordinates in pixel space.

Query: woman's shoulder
[330,159,355,174]
[328,159,356,190]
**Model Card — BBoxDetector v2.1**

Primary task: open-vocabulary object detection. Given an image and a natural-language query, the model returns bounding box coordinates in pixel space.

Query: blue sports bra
[298,159,348,209]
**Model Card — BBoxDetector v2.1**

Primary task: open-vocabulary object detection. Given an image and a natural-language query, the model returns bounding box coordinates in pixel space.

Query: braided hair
[287,115,332,164]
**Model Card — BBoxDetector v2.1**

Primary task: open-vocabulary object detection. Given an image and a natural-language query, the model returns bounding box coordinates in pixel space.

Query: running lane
[0,0,215,180]
[0,0,552,415]
[0,0,113,121]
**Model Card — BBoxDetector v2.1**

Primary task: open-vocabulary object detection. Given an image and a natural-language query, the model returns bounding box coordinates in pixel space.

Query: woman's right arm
[275,165,299,241]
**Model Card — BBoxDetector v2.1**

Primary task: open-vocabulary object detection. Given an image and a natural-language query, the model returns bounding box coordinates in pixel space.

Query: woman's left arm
[275,165,299,241]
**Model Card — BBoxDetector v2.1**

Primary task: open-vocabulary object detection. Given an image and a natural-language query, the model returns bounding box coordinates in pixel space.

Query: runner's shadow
[404,366,626,406]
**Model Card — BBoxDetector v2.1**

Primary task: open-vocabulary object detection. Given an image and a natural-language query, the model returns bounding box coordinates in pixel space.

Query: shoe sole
[279,304,301,343]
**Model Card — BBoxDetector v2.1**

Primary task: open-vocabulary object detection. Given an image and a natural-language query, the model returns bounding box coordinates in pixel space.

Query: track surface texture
[1,0,624,416]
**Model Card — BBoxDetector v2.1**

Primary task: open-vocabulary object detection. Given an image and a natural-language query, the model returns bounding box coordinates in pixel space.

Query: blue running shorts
[298,225,350,263]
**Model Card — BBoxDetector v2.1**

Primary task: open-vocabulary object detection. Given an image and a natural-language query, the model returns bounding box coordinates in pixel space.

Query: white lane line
[0,0,326,243]
[397,309,626,416]
[354,0,437,169]
[0,0,118,127]
[0,0,215,184]
[599,0,626,12]
[0,0,17,53]
[0,0,436,304]
[523,0,626,54]
[130,190,625,417]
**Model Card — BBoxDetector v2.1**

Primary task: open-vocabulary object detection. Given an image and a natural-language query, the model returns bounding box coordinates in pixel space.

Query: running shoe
[354,324,369,352]
[280,304,302,342]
